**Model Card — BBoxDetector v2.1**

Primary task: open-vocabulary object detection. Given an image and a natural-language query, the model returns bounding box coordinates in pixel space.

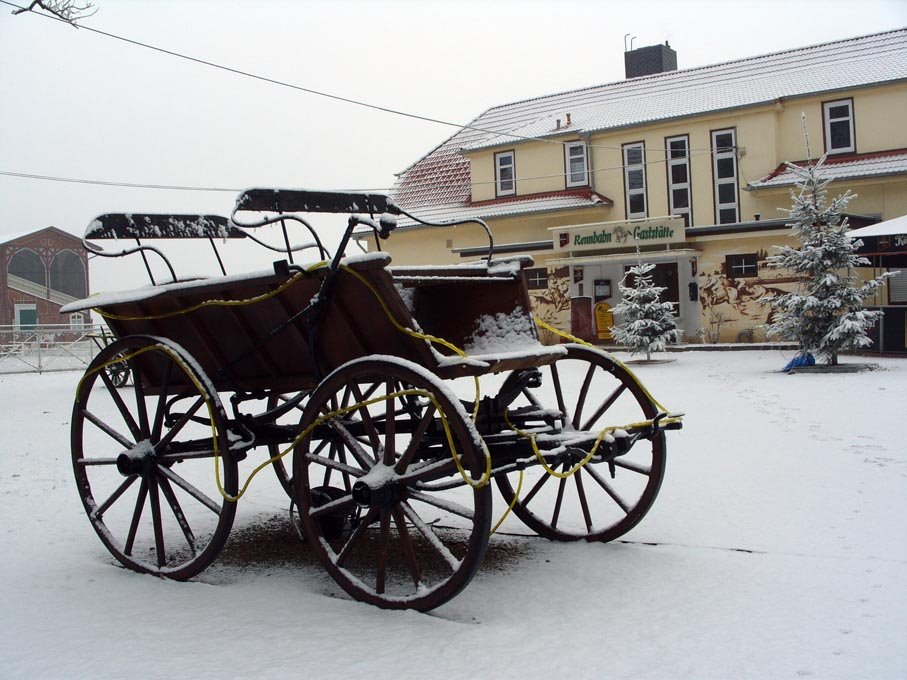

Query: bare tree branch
[12,0,98,26]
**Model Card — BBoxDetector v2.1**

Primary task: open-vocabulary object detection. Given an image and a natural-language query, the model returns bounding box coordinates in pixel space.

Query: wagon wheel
[72,335,238,579]
[105,352,130,388]
[266,391,310,498]
[294,357,492,611]
[495,344,666,542]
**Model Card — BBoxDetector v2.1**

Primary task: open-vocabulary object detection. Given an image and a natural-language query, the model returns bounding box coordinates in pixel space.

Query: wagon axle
[116,441,156,477]
[351,479,398,508]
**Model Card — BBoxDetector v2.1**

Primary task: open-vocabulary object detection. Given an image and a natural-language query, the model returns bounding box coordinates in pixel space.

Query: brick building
[1,227,90,329]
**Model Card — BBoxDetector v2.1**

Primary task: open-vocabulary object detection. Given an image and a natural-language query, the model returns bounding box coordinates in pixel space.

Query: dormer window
[823,99,855,154]
[495,150,516,196]
[565,142,588,187]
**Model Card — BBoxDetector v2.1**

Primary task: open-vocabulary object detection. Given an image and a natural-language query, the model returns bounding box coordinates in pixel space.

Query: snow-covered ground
[1,350,904,679]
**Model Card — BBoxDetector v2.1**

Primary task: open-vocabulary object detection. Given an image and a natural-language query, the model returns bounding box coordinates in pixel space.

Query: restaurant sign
[553,216,685,252]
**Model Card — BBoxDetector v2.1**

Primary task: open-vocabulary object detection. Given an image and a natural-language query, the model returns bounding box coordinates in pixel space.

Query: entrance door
[624,263,680,306]
[15,304,38,330]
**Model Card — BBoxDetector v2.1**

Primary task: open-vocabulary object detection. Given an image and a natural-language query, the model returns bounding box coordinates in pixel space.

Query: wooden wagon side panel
[96,260,440,393]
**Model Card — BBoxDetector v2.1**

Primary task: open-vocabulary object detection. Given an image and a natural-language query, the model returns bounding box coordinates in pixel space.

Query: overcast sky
[1,0,905,251]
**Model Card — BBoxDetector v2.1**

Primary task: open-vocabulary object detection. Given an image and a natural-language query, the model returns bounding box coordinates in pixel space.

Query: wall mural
[698,251,797,342]
[529,266,570,344]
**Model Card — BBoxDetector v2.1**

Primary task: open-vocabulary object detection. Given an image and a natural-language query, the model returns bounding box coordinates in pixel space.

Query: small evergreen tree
[762,156,890,365]
[610,257,681,360]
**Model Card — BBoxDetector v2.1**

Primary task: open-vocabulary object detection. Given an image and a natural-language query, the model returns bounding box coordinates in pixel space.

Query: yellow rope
[490,469,522,535]
[221,387,493,502]
[532,315,677,416]
[93,266,321,321]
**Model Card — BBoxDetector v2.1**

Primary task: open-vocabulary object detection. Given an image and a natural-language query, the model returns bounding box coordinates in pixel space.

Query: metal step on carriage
[64,189,683,611]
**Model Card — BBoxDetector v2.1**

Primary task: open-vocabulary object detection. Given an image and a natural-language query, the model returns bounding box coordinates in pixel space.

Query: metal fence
[0,324,109,375]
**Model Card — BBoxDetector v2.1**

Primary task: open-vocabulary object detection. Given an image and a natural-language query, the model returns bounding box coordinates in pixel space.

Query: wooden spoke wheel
[104,352,130,388]
[495,344,666,542]
[72,335,238,579]
[294,357,492,611]
[266,391,310,498]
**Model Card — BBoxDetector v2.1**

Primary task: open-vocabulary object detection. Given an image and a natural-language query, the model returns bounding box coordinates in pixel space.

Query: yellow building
[360,29,907,347]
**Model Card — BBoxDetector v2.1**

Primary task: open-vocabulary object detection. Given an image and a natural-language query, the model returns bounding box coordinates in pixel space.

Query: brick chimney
[625,41,677,79]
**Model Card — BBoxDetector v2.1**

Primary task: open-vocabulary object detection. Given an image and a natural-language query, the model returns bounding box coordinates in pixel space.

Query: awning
[847,214,907,238]
[547,248,698,266]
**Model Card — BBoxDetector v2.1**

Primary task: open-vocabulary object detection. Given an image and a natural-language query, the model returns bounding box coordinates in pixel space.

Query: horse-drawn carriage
[63,189,681,610]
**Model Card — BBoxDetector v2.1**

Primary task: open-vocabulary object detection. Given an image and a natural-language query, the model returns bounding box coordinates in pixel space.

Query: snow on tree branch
[609,249,682,360]
[761,155,893,365]
[12,0,97,25]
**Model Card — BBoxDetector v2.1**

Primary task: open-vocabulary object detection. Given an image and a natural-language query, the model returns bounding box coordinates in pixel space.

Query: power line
[0,169,241,192]
[1,0,731,155]
[1,147,721,196]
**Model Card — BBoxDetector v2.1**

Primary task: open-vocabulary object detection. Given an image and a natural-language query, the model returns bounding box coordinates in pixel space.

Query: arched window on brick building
[50,249,87,298]
[8,248,46,287]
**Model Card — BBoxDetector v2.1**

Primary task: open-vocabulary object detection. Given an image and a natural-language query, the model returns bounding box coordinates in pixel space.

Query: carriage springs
[572,224,675,247]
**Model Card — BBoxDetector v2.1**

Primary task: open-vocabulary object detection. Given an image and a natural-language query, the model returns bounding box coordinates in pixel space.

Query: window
[711,129,738,225]
[526,267,549,290]
[666,135,691,227]
[726,254,758,279]
[564,142,588,187]
[823,98,855,154]
[495,150,516,196]
[622,142,647,219]
[69,313,87,330]
[889,269,907,304]
[14,303,38,331]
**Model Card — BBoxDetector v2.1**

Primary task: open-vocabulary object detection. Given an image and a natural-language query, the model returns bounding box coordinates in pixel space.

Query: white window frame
[823,99,855,154]
[711,129,739,225]
[666,135,691,227]
[623,142,647,220]
[69,312,87,330]
[564,141,588,188]
[495,150,516,197]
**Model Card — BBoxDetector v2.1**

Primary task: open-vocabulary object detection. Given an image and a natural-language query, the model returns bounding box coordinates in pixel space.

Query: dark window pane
[717,157,735,178]
[526,268,548,289]
[672,188,689,209]
[829,120,851,149]
[625,147,643,165]
[500,166,513,182]
[714,132,733,151]
[670,139,687,158]
[628,169,644,190]
[629,193,646,215]
[671,163,688,185]
[828,104,850,119]
[718,182,736,204]
[569,146,584,158]
[727,254,758,278]
[719,208,737,224]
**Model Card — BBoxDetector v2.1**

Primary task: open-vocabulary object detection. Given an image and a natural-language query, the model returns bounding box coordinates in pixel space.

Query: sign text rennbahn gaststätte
[553,216,685,252]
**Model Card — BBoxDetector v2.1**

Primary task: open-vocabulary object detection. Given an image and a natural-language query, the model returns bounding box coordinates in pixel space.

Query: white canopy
[847,214,907,238]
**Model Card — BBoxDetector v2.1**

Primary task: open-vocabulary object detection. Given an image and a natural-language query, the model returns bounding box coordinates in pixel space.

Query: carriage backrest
[85,214,246,240]
[234,189,399,216]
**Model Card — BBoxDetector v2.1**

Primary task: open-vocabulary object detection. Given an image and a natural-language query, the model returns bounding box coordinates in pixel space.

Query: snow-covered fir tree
[762,156,891,365]
[610,255,682,360]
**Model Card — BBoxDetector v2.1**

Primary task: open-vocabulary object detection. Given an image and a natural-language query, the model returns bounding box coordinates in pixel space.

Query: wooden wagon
[63,189,681,610]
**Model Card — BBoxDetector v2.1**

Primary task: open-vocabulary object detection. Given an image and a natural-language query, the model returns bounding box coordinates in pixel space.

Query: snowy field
[1,350,905,679]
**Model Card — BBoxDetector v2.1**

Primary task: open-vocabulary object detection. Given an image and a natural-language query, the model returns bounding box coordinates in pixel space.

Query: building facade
[1,227,90,329]
[361,29,907,346]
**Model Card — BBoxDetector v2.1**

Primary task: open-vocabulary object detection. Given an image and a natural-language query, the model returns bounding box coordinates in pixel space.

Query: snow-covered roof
[847,213,907,238]
[393,29,907,222]
[748,149,907,189]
